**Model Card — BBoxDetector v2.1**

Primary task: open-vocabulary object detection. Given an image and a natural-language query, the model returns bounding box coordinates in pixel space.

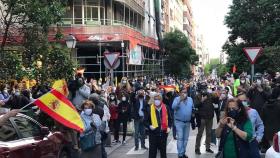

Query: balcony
[115,0,145,16]
[49,20,159,49]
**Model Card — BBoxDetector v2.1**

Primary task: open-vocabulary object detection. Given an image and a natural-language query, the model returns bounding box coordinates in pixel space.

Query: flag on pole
[52,79,69,96]
[34,89,85,133]
[232,64,237,73]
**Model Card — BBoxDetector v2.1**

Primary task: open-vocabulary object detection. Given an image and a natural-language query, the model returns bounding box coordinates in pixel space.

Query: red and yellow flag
[159,85,176,92]
[34,89,84,133]
[52,79,69,96]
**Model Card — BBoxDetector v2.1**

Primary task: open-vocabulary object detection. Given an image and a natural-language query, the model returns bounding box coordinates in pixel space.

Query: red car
[0,113,70,158]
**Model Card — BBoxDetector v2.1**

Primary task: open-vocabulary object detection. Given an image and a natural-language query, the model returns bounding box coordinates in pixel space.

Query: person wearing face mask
[145,93,172,158]
[80,100,103,158]
[237,93,263,157]
[172,88,194,158]
[215,99,258,158]
[131,89,148,150]
[247,78,270,115]
[237,77,250,94]
[115,77,132,100]
[0,84,10,103]
[115,95,131,144]
[218,89,229,121]
[195,91,215,155]
[72,76,91,111]
[108,93,119,143]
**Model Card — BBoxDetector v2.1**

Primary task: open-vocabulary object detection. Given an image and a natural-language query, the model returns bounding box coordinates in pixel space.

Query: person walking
[195,91,215,155]
[145,93,172,158]
[172,88,194,158]
[131,89,148,150]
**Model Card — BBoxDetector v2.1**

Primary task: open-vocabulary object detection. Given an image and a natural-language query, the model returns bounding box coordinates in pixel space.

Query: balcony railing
[60,18,144,33]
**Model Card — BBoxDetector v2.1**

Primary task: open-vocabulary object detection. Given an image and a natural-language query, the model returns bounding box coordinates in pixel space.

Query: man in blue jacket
[172,88,194,158]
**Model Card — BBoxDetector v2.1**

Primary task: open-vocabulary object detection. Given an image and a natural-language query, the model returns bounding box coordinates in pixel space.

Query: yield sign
[243,47,263,64]
[103,51,120,68]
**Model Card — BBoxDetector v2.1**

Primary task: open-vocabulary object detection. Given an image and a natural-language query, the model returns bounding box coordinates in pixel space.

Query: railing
[60,18,144,33]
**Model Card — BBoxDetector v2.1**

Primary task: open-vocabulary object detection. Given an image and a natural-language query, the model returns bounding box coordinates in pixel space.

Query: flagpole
[20,87,61,110]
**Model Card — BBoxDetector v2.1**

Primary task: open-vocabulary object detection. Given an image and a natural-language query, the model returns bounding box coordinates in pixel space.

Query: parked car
[0,113,70,158]
[265,131,280,158]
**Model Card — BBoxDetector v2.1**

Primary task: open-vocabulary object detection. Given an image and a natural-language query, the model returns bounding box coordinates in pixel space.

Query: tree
[204,58,228,77]
[163,29,198,78]
[224,0,280,73]
[0,0,75,82]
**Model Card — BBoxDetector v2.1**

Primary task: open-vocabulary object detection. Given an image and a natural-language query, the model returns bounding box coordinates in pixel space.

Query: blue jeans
[134,119,145,148]
[175,120,190,157]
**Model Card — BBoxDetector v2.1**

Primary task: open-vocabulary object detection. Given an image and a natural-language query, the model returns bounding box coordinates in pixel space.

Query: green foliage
[224,0,280,73]
[163,29,198,77]
[0,0,75,82]
[204,58,228,77]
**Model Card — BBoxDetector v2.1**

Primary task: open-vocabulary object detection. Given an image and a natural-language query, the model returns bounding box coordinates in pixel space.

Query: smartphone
[227,118,231,123]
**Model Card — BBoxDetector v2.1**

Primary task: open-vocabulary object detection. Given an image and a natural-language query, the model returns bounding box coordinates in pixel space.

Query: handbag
[80,130,96,151]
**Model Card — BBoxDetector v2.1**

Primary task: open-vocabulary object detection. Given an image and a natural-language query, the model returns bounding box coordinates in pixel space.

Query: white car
[265,131,280,158]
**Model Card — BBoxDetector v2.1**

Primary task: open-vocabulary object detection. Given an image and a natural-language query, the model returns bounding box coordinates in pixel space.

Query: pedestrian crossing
[126,135,219,155]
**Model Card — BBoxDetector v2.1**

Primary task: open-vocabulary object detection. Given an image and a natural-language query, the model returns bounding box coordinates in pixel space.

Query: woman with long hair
[215,98,254,158]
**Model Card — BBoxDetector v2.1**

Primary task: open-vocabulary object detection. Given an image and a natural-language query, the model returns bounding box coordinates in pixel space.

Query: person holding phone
[172,88,194,158]
[215,98,257,158]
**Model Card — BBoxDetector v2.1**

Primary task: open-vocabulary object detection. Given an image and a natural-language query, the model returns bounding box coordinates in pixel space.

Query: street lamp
[121,41,125,77]
[65,34,77,49]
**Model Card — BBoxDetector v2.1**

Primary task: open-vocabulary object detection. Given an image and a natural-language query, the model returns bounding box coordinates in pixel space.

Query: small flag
[232,64,237,73]
[52,79,69,96]
[34,89,85,133]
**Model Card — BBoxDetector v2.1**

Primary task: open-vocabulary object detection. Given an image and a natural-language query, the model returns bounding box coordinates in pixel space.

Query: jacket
[261,99,280,141]
[132,98,148,120]
[247,87,269,114]
[144,103,173,136]
[72,84,91,110]
[197,96,215,119]
[118,101,131,121]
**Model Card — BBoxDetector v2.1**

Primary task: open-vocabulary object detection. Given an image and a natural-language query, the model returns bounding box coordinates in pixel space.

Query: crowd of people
[0,71,280,158]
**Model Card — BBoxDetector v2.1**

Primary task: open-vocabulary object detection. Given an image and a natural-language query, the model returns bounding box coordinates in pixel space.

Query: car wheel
[59,150,69,158]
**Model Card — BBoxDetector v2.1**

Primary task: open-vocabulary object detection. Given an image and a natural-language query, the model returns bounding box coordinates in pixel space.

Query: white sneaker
[122,140,126,144]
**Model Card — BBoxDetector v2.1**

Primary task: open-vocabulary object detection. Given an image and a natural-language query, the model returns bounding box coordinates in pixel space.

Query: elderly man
[172,88,194,158]
[145,93,172,158]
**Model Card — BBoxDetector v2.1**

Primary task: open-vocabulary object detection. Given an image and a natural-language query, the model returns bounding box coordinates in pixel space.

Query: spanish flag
[159,85,176,92]
[52,79,69,96]
[34,89,84,133]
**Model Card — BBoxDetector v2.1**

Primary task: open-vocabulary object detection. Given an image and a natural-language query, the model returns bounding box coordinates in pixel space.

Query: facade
[183,0,196,49]
[48,0,162,80]
[161,0,195,49]
[195,32,209,78]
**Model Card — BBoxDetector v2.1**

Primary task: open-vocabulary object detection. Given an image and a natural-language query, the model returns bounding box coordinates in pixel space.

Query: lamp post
[65,34,77,62]
[65,34,77,49]
[121,41,125,77]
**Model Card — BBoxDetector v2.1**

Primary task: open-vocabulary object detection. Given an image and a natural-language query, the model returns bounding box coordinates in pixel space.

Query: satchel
[80,130,96,151]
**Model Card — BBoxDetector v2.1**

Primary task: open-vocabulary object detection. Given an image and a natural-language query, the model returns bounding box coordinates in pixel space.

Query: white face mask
[122,80,127,84]
[256,80,262,85]
[240,80,245,84]
[84,109,92,115]
[154,100,161,106]
[122,97,126,101]
[110,96,115,100]
[3,89,8,93]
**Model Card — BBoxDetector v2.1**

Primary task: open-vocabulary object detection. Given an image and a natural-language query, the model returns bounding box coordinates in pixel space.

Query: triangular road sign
[104,51,120,68]
[243,47,263,64]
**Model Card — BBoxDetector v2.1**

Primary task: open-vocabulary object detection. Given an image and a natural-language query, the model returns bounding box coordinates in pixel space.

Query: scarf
[151,103,168,130]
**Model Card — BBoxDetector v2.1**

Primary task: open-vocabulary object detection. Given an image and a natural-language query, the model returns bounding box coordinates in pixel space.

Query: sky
[192,0,232,59]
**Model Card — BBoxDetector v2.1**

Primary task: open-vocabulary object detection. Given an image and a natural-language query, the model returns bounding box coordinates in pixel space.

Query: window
[0,120,18,141]
[12,117,41,138]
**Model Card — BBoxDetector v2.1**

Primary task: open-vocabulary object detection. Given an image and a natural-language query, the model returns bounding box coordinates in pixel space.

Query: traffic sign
[103,51,120,69]
[243,47,263,64]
